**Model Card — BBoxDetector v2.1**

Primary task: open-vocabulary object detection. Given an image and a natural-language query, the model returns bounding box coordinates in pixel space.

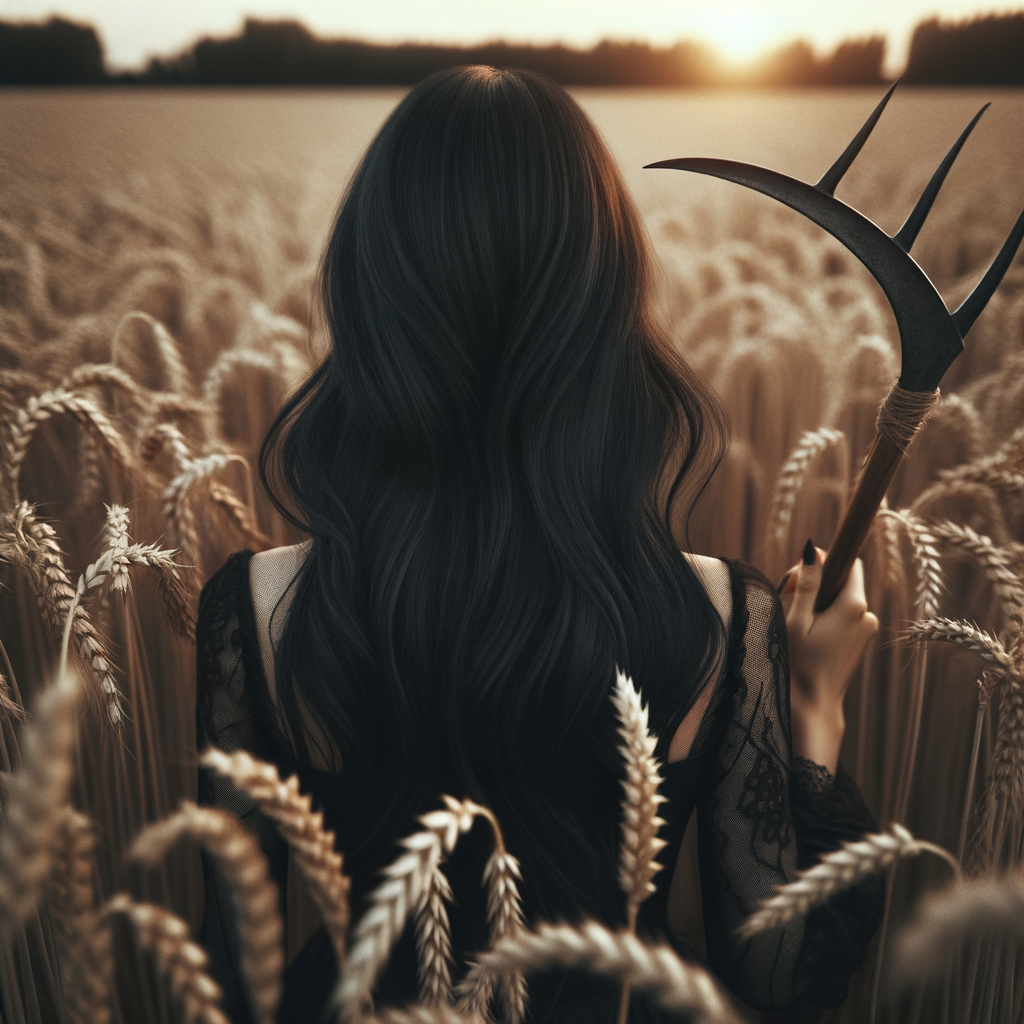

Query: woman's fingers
[788,540,822,632]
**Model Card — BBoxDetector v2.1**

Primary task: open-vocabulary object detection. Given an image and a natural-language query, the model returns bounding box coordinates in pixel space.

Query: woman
[196,66,883,1023]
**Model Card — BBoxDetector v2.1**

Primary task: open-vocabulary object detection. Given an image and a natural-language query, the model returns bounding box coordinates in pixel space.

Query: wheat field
[0,86,1023,1024]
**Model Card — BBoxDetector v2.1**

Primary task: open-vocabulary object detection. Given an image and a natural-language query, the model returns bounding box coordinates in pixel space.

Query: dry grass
[0,89,1022,1024]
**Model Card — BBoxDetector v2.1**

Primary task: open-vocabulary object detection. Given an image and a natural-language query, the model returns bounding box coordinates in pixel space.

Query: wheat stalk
[765,427,844,550]
[905,514,944,618]
[130,802,284,1024]
[462,920,740,1024]
[893,874,1024,985]
[105,895,228,1024]
[62,363,150,408]
[929,520,1024,637]
[208,482,273,551]
[371,1007,483,1024]
[902,618,1013,674]
[454,799,528,1024]
[46,808,112,1024]
[141,420,195,470]
[110,311,189,394]
[738,824,960,938]
[416,863,455,1006]
[199,748,350,964]
[610,670,667,926]
[337,797,491,1022]
[0,504,122,721]
[0,668,82,938]
[606,670,668,1024]
[5,387,134,501]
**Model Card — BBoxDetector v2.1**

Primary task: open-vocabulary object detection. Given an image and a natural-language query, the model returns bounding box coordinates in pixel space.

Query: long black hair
[261,65,726,924]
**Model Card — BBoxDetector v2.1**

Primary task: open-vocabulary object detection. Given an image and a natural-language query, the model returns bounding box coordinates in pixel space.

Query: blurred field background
[1,86,1023,1022]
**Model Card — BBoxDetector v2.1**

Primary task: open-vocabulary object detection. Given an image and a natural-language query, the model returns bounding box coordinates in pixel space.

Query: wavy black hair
[261,65,726,925]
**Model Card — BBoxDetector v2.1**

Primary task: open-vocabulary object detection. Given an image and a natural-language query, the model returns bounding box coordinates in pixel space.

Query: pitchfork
[647,82,1024,611]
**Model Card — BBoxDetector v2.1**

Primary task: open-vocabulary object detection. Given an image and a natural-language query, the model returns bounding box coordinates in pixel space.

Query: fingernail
[776,572,792,595]
[802,538,815,566]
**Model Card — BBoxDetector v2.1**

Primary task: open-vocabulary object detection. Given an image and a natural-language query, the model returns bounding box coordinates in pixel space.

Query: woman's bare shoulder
[249,540,312,697]
[682,552,732,631]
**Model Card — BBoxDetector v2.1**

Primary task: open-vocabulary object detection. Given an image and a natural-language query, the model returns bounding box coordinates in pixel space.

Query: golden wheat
[130,802,284,1024]
[0,669,82,937]
[339,797,494,1022]
[47,808,113,1024]
[463,920,740,1024]
[105,894,228,1024]
[416,863,456,1005]
[902,617,1013,673]
[199,748,350,964]
[738,824,960,939]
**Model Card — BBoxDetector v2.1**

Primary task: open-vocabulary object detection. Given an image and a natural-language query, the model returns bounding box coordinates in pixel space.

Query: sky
[0,0,1019,73]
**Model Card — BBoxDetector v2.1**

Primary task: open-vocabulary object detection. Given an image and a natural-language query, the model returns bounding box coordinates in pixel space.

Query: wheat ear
[416,863,455,1005]
[0,502,122,722]
[462,921,739,1024]
[901,618,1013,674]
[893,874,1024,985]
[105,895,228,1024]
[765,427,844,550]
[163,452,247,571]
[738,824,960,938]
[130,802,283,1024]
[208,482,274,551]
[47,808,112,1024]
[337,797,491,1022]
[608,670,667,1024]
[454,797,527,1024]
[905,514,944,618]
[371,1006,483,1024]
[930,521,1024,637]
[199,748,350,964]
[976,638,1024,865]
[62,363,150,408]
[5,388,134,501]
[0,668,82,937]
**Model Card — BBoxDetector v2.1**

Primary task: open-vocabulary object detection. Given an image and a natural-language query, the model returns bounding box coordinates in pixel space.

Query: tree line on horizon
[1,11,1023,87]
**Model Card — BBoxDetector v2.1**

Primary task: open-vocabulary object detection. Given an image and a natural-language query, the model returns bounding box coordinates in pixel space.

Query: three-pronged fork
[648,82,1024,611]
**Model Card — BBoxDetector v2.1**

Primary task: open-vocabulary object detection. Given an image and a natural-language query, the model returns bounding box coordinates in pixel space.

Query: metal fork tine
[815,80,900,197]
[952,202,1024,337]
[893,104,990,253]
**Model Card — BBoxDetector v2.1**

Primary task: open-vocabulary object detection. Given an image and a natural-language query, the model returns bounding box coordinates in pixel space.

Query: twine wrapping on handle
[877,380,941,455]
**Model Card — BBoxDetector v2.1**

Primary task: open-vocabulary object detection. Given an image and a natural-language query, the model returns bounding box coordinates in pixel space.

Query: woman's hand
[779,541,879,773]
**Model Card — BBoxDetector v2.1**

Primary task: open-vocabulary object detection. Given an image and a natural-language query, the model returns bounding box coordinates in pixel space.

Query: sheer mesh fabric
[195,551,883,1023]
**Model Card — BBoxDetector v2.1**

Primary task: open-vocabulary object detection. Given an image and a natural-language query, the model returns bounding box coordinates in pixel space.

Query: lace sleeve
[196,551,289,1024]
[696,562,884,1011]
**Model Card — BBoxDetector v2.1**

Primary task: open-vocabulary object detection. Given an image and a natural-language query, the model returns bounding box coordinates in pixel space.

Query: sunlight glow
[694,3,779,65]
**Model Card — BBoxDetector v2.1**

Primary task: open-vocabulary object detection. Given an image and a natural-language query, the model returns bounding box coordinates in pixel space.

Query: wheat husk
[416,863,455,1006]
[46,808,112,1024]
[0,668,82,937]
[902,618,1012,673]
[105,894,228,1024]
[765,427,844,552]
[199,748,350,963]
[338,797,490,1022]
[0,502,122,721]
[130,802,283,1024]
[738,824,960,938]
[930,521,1024,638]
[893,874,1024,986]
[5,387,135,501]
[462,920,740,1024]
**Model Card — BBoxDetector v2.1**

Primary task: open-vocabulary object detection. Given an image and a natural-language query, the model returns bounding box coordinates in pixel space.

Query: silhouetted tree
[905,14,1024,85]
[0,17,105,84]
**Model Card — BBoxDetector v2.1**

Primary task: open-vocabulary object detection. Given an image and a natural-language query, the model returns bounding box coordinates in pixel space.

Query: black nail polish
[775,572,791,595]
[802,538,815,565]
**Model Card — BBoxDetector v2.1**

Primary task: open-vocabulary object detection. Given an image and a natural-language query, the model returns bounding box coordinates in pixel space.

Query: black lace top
[196,552,883,1024]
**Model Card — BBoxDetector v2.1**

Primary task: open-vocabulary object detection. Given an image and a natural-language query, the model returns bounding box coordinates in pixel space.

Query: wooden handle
[814,431,905,613]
